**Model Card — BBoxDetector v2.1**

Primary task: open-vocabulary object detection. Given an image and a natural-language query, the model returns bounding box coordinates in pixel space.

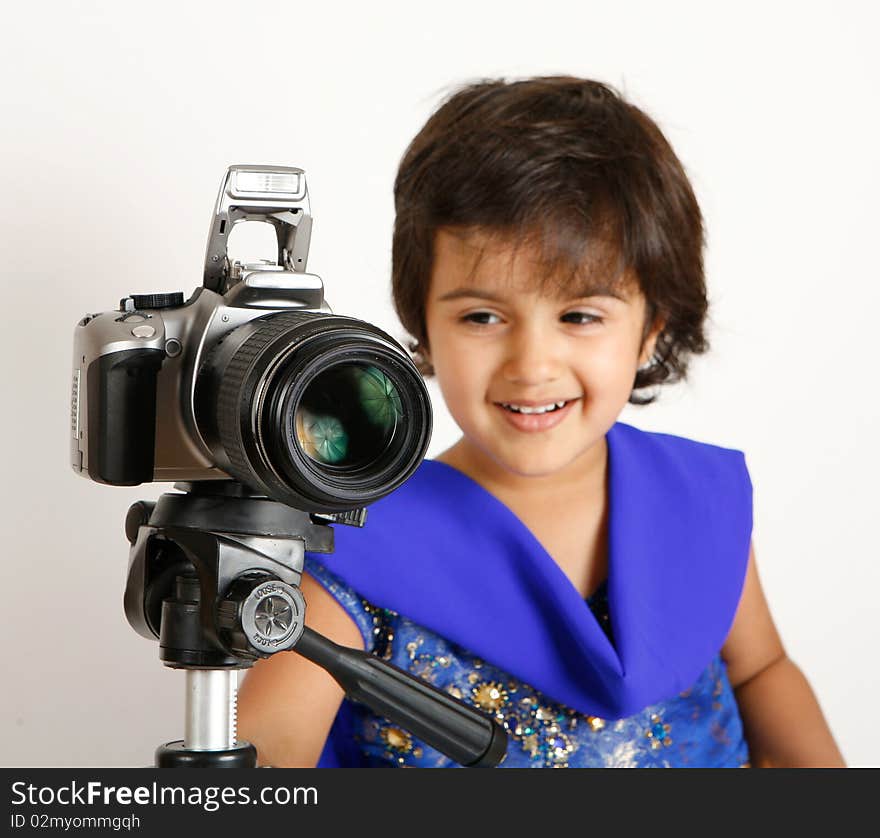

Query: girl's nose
[500,327,564,387]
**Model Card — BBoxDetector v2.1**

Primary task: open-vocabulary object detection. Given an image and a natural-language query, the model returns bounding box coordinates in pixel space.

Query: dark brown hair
[391,76,709,404]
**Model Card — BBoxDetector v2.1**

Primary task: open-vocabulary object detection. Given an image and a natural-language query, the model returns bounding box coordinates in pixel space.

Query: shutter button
[131,325,156,338]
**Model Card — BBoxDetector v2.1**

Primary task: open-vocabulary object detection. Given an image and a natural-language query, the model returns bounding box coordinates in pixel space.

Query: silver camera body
[71,166,330,485]
[71,166,431,512]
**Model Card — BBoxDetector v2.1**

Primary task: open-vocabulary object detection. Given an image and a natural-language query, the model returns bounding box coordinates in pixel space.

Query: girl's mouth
[494,399,577,432]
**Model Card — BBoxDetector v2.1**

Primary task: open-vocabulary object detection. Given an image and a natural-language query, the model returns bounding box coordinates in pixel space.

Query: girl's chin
[486,448,582,480]
[476,432,607,481]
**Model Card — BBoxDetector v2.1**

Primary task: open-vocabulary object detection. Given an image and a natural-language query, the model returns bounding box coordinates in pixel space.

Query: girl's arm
[721,544,846,767]
[236,571,365,767]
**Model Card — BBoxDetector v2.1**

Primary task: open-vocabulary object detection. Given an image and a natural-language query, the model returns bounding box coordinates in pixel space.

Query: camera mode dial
[217,575,306,658]
[119,292,185,312]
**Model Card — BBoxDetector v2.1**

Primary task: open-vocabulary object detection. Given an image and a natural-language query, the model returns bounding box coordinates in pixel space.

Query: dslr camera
[71,165,431,512]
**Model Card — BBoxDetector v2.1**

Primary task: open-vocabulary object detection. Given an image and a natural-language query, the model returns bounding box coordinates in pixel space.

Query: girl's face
[423,228,662,484]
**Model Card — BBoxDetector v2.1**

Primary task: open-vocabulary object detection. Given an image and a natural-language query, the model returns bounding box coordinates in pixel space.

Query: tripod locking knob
[217,575,306,659]
[125,501,156,545]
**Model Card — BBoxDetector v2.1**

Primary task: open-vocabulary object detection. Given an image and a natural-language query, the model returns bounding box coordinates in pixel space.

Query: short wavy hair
[391,76,709,405]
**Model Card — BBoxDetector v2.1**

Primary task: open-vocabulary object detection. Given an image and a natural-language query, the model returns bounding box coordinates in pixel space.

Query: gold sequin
[587,716,606,732]
[522,734,540,757]
[472,681,509,712]
[381,727,413,753]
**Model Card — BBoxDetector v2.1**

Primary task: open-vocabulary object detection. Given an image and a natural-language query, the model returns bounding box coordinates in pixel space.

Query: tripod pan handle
[294,627,508,767]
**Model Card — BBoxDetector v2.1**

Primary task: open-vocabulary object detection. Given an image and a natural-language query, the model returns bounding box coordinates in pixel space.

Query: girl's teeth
[502,401,567,414]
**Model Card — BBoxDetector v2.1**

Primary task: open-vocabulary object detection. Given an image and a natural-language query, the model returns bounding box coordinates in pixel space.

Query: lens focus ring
[215,311,318,492]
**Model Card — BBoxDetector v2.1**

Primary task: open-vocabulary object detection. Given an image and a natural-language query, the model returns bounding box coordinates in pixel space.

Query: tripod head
[124,480,508,768]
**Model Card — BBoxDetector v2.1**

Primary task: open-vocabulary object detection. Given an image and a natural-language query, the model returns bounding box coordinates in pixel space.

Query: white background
[1,0,877,767]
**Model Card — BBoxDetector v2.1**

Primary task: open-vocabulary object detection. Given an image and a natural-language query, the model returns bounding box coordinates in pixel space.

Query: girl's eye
[461,311,501,325]
[562,311,602,326]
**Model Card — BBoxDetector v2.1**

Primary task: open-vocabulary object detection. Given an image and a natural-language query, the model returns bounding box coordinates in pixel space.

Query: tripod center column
[184,669,239,750]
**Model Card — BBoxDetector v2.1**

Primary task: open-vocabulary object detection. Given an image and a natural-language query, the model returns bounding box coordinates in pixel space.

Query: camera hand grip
[87,348,165,484]
[294,627,508,767]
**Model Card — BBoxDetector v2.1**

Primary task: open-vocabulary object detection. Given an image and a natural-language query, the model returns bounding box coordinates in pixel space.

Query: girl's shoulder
[608,421,751,491]
[610,420,746,457]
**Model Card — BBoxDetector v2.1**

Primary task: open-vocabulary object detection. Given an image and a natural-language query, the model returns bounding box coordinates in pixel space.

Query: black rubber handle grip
[87,348,165,484]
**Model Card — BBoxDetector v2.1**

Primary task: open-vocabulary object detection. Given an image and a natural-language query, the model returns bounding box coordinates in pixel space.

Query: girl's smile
[423,228,663,489]
[495,397,579,432]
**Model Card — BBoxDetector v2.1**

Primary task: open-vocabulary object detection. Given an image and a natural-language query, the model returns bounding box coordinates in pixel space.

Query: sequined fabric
[307,561,751,768]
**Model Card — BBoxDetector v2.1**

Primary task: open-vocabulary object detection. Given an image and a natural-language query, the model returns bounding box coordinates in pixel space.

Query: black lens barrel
[205,311,431,512]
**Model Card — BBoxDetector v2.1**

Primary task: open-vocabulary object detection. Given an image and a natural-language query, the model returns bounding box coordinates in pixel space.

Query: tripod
[123,481,508,768]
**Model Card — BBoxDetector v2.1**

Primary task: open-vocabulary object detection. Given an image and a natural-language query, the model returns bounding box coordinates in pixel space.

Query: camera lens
[293,364,402,468]
[203,311,431,512]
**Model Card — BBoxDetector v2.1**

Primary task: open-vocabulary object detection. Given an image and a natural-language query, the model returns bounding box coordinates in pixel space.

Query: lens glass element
[291,364,404,469]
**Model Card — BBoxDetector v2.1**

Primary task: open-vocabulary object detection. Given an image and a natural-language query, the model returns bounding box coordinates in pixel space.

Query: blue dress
[303,422,753,768]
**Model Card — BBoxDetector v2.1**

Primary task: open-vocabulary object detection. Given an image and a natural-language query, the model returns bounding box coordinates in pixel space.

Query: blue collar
[313,421,752,718]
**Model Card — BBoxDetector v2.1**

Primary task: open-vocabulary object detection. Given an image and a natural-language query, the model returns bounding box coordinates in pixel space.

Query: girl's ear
[410,338,434,377]
[639,315,666,367]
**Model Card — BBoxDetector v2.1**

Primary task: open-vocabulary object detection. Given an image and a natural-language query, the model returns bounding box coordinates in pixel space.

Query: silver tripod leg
[184,670,238,751]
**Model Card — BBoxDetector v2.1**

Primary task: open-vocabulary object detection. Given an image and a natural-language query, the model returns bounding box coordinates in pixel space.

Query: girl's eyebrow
[436,285,627,302]
[436,288,505,302]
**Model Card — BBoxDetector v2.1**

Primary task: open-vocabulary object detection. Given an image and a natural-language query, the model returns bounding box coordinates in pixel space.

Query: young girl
[237,77,846,768]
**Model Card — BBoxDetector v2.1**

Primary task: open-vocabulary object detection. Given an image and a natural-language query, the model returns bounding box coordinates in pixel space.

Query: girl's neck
[434,434,608,513]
